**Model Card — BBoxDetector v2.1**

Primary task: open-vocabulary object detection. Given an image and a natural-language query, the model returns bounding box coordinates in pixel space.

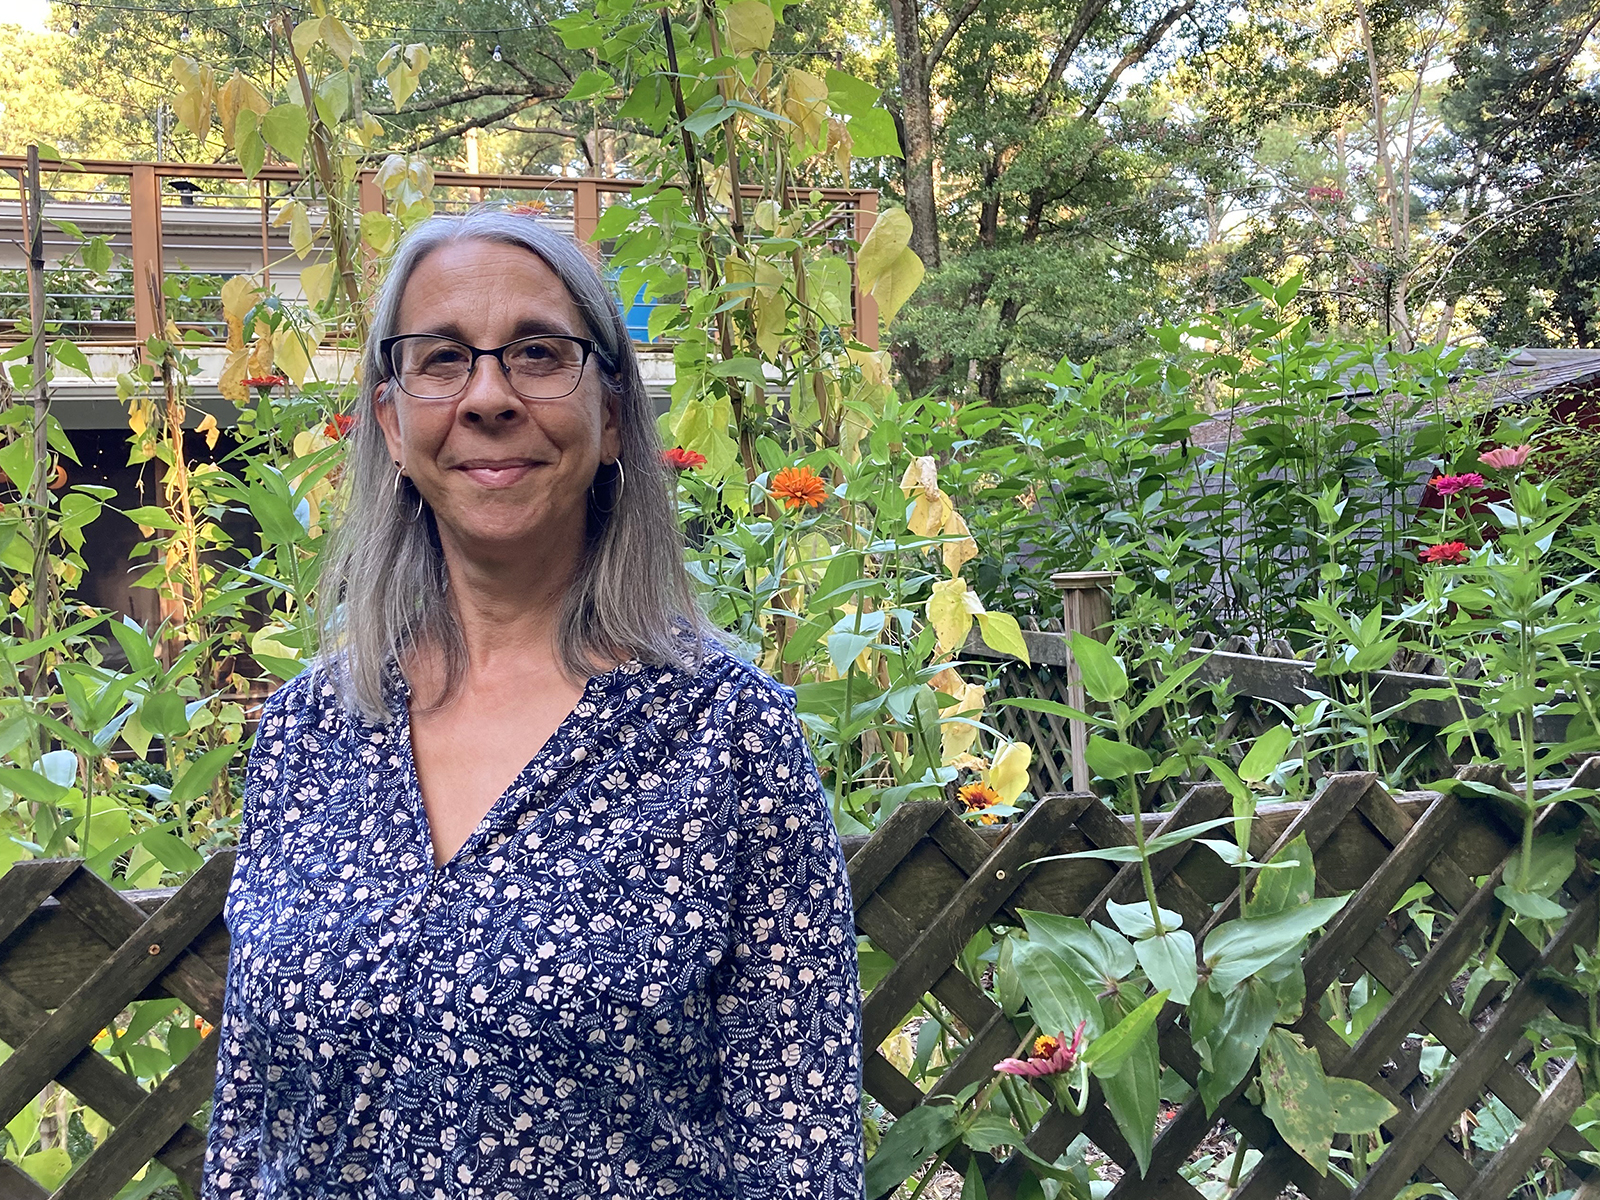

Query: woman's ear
[600,389,622,464]
[372,383,405,465]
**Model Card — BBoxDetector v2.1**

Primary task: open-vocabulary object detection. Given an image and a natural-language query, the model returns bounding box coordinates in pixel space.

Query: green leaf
[82,236,113,274]
[139,689,190,738]
[1084,735,1151,779]
[261,104,311,164]
[1259,1028,1334,1175]
[961,1114,1021,1153]
[19,1147,71,1190]
[864,1104,960,1200]
[1105,900,1181,940]
[0,433,34,490]
[1238,725,1293,784]
[1244,833,1315,919]
[1068,632,1127,702]
[1191,975,1277,1113]
[1018,910,1134,984]
[122,504,181,531]
[825,67,881,116]
[975,612,1030,664]
[961,1158,988,1200]
[1494,885,1568,921]
[1032,817,1236,865]
[1204,895,1349,992]
[1135,930,1196,1004]
[236,108,266,179]
[168,744,237,807]
[592,202,638,242]
[549,13,606,48]
[683,98,736,137]
[565,68,615,101]
[848,107,902,157]
[1012,940,1105,1041]
[1098,991,1160,1177]
[1503,830,1579,897]
[1083,990,1168,1078]
[139,829,204,874]
[1325,1075,1397,1134]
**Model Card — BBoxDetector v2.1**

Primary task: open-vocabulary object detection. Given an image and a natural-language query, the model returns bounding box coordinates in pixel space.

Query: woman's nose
[456,354,525,421]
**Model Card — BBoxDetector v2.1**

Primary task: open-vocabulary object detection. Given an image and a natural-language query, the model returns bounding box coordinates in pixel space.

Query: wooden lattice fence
[0,764,1598,1196]
[844,757,1600,1199]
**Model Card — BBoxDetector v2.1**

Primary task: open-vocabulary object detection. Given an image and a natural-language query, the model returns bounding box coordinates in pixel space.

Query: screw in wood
[995,869,1006,880]
[147,944,161,955]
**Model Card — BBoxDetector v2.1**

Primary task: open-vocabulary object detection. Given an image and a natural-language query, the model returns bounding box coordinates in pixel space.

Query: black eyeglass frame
[378,332,614,402]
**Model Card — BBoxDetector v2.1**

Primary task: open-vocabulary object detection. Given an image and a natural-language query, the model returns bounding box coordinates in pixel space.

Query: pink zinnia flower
[1430,472,1484,497]
[1420,541,1469,564]
[1479,445,1531,470]
[994,1022,1086,1078]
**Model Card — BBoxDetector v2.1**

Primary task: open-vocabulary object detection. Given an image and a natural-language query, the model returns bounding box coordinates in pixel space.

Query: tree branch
[1077,0,1198,123]
[926,0,985,74]
[405,96,546,152]
[1028,0,1113,122]
[372,80,566,117]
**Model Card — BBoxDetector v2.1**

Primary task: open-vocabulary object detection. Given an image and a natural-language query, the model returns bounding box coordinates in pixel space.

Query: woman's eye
[510,342,555,363]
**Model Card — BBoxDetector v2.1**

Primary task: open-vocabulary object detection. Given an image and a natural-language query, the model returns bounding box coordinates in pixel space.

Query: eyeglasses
[378,333,610,402]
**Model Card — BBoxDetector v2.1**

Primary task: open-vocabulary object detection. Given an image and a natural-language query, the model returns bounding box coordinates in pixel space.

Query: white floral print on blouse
[201,649,864,1199]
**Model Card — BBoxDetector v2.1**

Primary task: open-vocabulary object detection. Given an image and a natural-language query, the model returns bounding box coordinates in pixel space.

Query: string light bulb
[492,43,502,61]
[69,10,81,36]
[179,15,191,40]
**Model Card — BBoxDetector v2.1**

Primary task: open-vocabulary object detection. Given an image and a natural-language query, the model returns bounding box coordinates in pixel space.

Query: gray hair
[317,208,706,722]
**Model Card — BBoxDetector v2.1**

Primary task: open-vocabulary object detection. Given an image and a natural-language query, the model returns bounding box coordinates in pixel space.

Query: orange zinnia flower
[959,781,1002,824]
[324,413,355,440]
[769,466,827,510]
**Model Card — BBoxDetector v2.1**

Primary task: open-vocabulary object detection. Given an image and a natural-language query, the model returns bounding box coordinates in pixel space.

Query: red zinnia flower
[994,1022,1087,1078]
[324,413,355,440]
[1420,541,1468,564]
[662,447,707,472]
[242,375,288,389]
[1430,472,1484,497]
[769,465,828,510]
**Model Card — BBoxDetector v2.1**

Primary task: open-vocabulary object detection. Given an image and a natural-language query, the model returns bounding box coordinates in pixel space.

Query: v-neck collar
[389,659,644,874]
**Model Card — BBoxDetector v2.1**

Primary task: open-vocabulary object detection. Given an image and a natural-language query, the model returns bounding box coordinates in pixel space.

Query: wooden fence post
[1052,570,1118,792]
[574,179,600,263]
[129,164,163,359]
[853,190,879,348]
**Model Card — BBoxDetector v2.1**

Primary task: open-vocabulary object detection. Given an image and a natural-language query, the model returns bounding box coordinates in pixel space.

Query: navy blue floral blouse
[201,650,864,1199]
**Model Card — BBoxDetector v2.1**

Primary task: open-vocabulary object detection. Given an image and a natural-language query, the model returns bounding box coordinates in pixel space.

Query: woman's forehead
[398,238,583,331]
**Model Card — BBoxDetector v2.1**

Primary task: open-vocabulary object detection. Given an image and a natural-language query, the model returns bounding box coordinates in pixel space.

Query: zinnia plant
[1479,444,1532,470]
[1430,472,1483,497]
[662,447,708,472]
[1420,541,1469,564]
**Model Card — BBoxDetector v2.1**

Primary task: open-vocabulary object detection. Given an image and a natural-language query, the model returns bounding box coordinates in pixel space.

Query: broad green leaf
[1083,990,1167,1078]
[1018,910,1134,984]
[974,611,1030,664]
[1259,1028,1334,1175]
[139,829,204,874]
[864,1103,960,1200]
[1105,899,1181,940]
[961,1159,988,1200]
[20,1147,71,1189]
[168,744,237,807]
[1326,1075,1397,1134]
[1191,975,1277,1113]
[261,104,310,164]
[50,338,92,375]
[825,67,881,117]
[1238,724,1293,783]
[82,236,113,274]
[1069,632,1127,702]
[1494,885,1567,920]
[1205,895,1348,993]
[1033,816,1234,865]
[1244,833,1315,919]
[1503,830,1579,896]
[565,69,615,101]
[961,1114,1021,1153]
[848,107,903,157]
[139,689,189,737]
[1084,735,1152,779]
[1134,930,1196,1004]
[1098,990,1159,1177]
[725,0,776,52]
[236,109,266,178]
[1012,940,1104,1041]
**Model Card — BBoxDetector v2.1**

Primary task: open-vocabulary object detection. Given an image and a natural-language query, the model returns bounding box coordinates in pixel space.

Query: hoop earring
[591,458,625,516]
[394,464,426,521]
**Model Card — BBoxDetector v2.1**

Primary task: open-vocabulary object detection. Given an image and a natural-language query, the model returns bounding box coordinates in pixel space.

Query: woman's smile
[451,457,542,488]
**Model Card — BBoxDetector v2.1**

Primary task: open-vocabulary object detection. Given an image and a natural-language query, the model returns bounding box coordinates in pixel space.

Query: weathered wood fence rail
[0,763,1597,1197]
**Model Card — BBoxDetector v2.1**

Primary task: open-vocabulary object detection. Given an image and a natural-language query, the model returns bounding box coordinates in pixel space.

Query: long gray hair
[317,208,705,722]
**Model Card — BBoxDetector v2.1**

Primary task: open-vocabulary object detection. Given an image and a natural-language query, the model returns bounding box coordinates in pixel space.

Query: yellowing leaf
[300,261,336,307]
[220,274,259,321]
[827,116,852,179]
[290,205,314,259]
[169,55,215,142]
[218,347,249,402]
[753,289,787,357]
[404,42,430,72]
[927,576,983,655]
[900,455,939,498]
[373,153,408,193]
[361,210,397,253]
[196,412,220,450]
[273,321,323,386]
[726,0,776,53]
[320,15,360,64]
[986,741,1033,804]
[217,71,269,148]
[943,509,979,575]
[781,69,828,157]
[291,17,321,61]
[248,323,275,377]
[387,67,418,109]
[871,244,925,323]
[908,487,953,537]
[941,682,988,765]
[251,624,300,662]
[857,207,914,292]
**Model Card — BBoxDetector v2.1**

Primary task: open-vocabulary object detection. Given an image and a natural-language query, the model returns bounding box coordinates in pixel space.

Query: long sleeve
[715,690,864,1199]
[201,687,290,1200]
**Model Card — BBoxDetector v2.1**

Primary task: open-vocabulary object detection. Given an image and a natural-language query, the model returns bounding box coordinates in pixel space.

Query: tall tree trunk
[882,0,941,271]
[1353,0,1413,350]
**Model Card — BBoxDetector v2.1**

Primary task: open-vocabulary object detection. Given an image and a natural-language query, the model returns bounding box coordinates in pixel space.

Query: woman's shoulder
[251,660,380,746]
[666,640,800,718]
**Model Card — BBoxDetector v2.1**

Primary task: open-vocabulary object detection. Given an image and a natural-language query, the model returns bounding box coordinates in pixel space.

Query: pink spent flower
[1430,472,1484,497]
[1479,444,1531,470]
[994,1022,1087,1078]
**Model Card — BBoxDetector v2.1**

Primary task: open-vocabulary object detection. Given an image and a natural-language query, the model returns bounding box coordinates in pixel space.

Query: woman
[201,210,864,1199]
